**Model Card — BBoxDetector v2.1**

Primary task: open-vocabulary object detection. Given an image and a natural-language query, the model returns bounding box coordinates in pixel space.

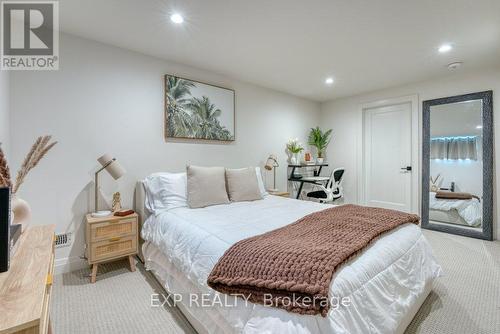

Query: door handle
[400,166,412,171]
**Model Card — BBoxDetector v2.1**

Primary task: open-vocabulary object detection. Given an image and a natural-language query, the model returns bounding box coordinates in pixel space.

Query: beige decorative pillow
[187,166,230,208]
[225,167,263,202]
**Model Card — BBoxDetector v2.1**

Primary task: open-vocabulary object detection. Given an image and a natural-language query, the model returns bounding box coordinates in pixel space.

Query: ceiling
[59,0,500,102]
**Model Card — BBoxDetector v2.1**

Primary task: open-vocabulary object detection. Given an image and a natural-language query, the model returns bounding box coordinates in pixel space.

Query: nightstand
[85,212,138,283]
[269,191,290,197]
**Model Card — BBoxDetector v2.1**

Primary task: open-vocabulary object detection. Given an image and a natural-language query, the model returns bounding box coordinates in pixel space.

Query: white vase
[11,196,32,233]
[317,157,324,164]
[290,154,298,165]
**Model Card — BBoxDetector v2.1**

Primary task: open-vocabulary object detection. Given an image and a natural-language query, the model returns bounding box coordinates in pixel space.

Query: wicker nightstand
[85,213,138,283]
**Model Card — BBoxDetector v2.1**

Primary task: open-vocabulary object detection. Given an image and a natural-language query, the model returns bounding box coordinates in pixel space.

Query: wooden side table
[85,213,138,283]
[269,191,290,197]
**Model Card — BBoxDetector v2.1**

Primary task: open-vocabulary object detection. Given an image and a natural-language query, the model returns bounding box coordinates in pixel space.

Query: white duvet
[142,196,441,334]
[429,192,482,226]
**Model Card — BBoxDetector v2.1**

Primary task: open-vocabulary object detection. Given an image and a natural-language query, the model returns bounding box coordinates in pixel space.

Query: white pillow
[143,172,187,215]
[143,168,267,214]
[255,167,269,197]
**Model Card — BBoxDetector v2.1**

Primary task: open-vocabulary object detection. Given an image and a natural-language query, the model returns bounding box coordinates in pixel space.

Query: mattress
[141,195,442,334]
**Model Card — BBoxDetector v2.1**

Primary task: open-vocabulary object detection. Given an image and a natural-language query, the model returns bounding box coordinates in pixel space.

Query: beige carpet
[52,229,500,333]
[51,259,195,334]
[405,230,500,334]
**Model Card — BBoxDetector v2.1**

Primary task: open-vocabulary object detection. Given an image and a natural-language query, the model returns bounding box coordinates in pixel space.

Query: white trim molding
[54,256,88,275]
[356,94,420,214]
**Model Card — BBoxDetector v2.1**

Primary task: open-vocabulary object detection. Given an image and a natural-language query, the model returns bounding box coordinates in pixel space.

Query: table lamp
[264,154,279,192]
[92,154,126,218]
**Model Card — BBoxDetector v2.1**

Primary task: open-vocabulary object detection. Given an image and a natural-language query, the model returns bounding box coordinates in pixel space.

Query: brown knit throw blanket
[207,204,419,317]
[435,190,480,202]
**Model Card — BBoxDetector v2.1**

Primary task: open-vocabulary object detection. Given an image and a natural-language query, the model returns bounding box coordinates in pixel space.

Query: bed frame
[134,181,148,262]
[429,208,468,226]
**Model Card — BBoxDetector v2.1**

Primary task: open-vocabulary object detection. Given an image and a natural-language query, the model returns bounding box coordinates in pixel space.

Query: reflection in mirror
[429,100,483,231]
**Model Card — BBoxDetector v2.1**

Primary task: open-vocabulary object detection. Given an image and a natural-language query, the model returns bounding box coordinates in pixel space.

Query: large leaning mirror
[422,91,493,240]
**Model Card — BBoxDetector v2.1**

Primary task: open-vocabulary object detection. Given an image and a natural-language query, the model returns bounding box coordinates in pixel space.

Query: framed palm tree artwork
[164,75,235,141]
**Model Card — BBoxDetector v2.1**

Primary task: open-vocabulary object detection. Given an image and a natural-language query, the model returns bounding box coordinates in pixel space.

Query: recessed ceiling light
[170,13,184,24]
[325,77,334,85]
[476,125,483,129]
[438,44,452,53]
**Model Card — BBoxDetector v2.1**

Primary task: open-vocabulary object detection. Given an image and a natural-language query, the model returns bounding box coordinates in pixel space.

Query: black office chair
[306,168,345,203]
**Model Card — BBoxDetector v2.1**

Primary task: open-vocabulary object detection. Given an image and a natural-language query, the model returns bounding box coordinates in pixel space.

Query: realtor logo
[1,1,59,70]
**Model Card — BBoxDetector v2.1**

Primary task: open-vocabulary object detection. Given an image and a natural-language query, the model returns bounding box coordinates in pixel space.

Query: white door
[364,103,413,212]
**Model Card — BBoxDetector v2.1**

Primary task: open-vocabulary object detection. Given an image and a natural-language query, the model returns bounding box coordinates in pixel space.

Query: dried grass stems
[0,144,11,188]
[10,136,57,194]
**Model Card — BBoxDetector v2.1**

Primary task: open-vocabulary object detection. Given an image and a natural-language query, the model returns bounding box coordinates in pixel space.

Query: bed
[428,192,482,227]
[136,181,441,334]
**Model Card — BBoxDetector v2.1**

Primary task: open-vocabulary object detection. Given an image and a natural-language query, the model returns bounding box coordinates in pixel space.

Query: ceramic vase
[11,196,32,233]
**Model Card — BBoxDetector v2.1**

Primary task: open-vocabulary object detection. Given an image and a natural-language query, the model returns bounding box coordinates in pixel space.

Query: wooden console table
[0,225,56,334]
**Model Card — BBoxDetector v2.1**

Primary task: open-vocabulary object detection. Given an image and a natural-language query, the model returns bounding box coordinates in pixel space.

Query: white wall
[10,34,320,272]
[320,68,500,239]
[0,70,9,156]
[430,159,482,196]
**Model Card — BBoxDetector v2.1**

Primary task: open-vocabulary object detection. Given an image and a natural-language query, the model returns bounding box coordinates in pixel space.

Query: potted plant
[286,138,304,165]
[308,127,332,163]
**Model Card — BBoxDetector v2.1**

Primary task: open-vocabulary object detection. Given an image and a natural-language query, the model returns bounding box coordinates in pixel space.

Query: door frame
[357,95,419,213]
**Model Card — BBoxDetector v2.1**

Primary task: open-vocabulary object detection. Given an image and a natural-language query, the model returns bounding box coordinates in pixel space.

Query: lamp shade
[265,154,279,170]
[97,153,126,180]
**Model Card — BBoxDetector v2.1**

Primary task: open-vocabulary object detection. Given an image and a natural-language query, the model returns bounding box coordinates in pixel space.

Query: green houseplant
[308,127,332,162]
[286,138,304,165]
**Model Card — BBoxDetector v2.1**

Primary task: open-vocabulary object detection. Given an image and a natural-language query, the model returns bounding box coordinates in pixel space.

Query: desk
[288,163,329,199]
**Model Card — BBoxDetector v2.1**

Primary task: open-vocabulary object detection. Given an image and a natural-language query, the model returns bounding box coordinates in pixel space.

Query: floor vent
[55,232,72,248]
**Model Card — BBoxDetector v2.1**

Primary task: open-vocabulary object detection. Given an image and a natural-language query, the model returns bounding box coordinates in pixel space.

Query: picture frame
[164,74,235,141]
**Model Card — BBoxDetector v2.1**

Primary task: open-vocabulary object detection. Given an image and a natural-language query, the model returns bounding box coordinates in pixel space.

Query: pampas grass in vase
[0,145,11,189]
[3,136,57,232]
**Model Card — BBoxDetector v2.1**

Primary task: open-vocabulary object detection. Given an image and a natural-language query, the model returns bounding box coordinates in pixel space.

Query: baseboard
[54,255,88,275]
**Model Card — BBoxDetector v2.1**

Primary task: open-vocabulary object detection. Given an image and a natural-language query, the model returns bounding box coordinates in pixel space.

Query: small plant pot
[290,153,301,165]
[316,158,324,164]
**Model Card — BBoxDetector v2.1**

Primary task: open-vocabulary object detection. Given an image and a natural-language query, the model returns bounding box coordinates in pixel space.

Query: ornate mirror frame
[422,91,493,240]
